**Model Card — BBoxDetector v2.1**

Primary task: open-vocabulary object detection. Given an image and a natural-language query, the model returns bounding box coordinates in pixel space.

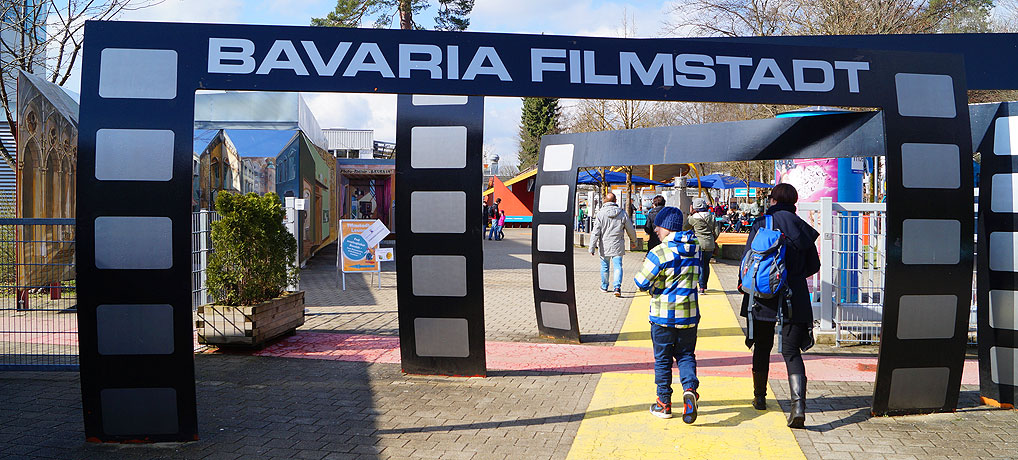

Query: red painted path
[223,331,980,384]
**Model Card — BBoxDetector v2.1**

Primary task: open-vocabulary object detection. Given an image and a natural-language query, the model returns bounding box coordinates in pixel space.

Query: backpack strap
[764,214,773,231]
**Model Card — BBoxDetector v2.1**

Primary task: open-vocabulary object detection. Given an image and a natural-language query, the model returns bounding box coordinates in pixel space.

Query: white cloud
[117,0,245,23]
[471,0,674,38]
[303,92,397,142]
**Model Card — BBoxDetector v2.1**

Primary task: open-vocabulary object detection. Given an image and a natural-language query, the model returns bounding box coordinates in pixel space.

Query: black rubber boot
[752,371,768,410]
[787,374,806,428]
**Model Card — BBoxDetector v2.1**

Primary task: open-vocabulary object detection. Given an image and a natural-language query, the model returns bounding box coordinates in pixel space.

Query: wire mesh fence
[192,210,221,308]
[0,218,78,370]
[832,210,886,346]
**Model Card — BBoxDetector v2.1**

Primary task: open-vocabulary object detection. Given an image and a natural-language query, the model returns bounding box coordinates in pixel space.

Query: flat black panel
[78,22,199,442]
[975,102,1018,407]
[871,53,974,416]
[395,95,486,376]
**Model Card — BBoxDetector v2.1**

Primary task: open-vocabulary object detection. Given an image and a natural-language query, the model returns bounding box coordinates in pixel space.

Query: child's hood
[667,230,699,257]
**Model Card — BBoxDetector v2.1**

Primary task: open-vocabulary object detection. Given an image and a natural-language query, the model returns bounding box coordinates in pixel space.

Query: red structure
[483,169,535,227]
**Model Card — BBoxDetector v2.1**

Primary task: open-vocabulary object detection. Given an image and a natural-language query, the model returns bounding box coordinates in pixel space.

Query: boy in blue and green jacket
[634,206,702,423]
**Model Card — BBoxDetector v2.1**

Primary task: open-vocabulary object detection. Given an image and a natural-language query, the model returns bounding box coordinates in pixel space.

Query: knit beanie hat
[654,206,684,231]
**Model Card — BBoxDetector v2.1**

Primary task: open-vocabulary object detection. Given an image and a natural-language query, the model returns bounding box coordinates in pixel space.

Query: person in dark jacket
[643,195,666,250]
[738,183,820,429]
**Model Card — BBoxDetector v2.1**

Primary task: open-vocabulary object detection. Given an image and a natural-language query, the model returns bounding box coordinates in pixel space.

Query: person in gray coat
[684,197,719,293]
[590,192,638,297]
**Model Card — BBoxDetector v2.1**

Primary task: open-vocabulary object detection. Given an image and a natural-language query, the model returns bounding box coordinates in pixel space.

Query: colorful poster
[775,158,839,202]
[339,220,379,273]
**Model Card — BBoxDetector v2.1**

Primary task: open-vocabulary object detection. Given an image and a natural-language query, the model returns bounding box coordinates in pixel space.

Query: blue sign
[342,234,369,261]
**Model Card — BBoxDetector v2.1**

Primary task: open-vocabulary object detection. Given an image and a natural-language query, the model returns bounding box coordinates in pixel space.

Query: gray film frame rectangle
[900,143,960,189]
[894,73,957,118]
[98,48,178,100]
[901,219,960,264]
[95,129,175,181]
[887,367,950,410]
[990,346,1017,386]
[540,302,572,330]
[97,304,175,355]
[896,295,957,339]
[414,317,470,357]
[410,191,466,233]
[410,126,467,168]
[411,255,467,296]
[94,216,173,269]
[100,387,179,435]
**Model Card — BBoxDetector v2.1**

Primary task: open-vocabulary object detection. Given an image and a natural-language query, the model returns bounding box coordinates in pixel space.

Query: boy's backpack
[740,215,787,300]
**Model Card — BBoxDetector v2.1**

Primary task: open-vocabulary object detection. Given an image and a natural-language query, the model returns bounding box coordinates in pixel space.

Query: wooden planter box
[196,291,305,348]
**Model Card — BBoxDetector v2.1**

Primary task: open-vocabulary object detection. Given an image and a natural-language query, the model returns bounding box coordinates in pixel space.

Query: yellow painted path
[567,266,806,460]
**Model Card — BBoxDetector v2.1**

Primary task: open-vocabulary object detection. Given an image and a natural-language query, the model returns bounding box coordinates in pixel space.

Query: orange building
[482,168,536,227]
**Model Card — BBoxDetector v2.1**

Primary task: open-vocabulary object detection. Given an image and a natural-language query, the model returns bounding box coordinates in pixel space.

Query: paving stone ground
[0,355,598,460]
[713,260,1018,460]
[302,228,641,344]
[2,229,1017,459]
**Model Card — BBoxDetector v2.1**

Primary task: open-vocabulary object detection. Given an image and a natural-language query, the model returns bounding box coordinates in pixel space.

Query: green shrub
[207,192,298,306]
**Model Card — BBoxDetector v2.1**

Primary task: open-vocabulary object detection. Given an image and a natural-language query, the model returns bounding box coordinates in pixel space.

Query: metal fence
[0,218,78,370]
[191,210,221,308]
[799,199,978,346]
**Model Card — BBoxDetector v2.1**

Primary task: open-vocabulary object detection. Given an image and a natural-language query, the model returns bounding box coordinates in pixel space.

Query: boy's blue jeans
[599,255,623,291]
[651,322,699,404]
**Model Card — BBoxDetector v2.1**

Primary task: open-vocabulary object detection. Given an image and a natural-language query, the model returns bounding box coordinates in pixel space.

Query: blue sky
[84,0,679,167]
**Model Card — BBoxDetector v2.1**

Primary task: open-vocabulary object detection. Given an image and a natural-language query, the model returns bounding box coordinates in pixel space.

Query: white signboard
[295,198,306,211]
[360,219,390,248]
[375,247,394,262]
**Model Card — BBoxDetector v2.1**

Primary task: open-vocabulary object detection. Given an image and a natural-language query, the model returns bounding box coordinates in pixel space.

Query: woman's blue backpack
[740,215,787,300]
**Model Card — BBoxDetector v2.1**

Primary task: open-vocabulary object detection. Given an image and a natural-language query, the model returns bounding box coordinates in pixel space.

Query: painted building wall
[274,132,336,261]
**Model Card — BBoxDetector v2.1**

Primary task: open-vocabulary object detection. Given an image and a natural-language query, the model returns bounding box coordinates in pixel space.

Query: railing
[799,198,977,346]
[191,210,221,308]
[0,218,78,371]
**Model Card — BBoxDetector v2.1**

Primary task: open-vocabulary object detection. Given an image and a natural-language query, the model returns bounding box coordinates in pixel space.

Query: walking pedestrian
[482,200,490,236]
[487,198,501,240]
[684,198,719,294]
[494,209,506,240]
[739,183,821,429]
[634,206,702,423]
[589,192,638,297]
[644,195,666,250]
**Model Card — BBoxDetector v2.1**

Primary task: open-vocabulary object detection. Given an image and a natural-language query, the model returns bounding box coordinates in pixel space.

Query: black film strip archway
[77,20,974,441]
[972,102,1018,408]
[530,53,976,416]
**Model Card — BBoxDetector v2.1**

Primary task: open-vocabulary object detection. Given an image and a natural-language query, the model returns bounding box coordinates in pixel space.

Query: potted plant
[196,192,302,348]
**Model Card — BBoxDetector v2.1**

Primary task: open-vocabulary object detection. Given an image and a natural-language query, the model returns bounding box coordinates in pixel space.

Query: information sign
[339,220,379,273]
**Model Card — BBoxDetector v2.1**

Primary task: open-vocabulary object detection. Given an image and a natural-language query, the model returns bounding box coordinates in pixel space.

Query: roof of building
[193,129,298,158]
[482,167,536,196]
[19,70,79,126]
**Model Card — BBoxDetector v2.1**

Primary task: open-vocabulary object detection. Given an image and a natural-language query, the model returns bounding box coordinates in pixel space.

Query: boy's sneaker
[614,288,622,297]
[599,287,610,293]
[650,398,672,419]
[682,389,699,424]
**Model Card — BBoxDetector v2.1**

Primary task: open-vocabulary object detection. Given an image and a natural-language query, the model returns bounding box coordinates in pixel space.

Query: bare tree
[667,0,991,37]
[0,0,160,167]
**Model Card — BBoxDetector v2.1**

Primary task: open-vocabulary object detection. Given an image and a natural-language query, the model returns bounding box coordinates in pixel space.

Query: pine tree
[517,97,561,171]
[312,0,473,31]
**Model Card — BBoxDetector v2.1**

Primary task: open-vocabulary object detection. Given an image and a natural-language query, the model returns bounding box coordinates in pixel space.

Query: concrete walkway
[2,228,1017,459]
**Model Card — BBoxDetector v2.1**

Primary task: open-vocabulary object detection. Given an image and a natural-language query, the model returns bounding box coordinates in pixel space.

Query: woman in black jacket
[739,183,821,428]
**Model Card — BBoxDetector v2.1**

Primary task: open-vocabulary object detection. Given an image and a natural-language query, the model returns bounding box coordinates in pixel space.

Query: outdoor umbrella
[576,170,669,186]
[683,173,774,189]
